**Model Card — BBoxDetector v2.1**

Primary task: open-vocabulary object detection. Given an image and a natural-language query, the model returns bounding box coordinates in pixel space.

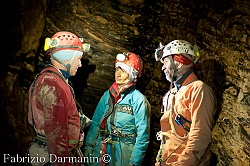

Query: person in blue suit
[84,52,151,166]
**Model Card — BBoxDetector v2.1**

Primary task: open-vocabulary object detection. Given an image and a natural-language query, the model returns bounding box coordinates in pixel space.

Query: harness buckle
[111,126,123,137]
[156,131,162,141]
[102,137,112,143]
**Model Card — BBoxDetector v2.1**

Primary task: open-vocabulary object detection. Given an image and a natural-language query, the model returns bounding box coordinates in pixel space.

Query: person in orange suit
[154,40,217,166]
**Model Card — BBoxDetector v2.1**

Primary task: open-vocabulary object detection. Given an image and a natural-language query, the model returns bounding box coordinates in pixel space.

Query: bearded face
[161,57,174,82]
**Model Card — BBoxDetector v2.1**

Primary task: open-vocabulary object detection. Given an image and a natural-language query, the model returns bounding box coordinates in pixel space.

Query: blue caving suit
[84,82,151,166]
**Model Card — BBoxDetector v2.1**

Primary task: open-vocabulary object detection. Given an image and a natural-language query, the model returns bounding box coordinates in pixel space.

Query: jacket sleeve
[130,97,151,166]
[176,84,216,165]
[84,91,109,151]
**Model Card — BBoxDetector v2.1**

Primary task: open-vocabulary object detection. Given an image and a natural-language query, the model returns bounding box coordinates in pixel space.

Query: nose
[116,70,121,76]
[161,63,166,71]
[78,59,82,67]
[115,68,122,76]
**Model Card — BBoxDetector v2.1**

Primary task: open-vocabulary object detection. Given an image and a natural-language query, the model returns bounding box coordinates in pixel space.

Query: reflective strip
[69,139,79,145]
[115,104,133,115]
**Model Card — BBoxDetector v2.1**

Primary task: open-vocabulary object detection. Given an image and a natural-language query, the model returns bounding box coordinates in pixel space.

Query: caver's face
[115,67,129,85]
[161,57,173,82]
[69,54,83,76]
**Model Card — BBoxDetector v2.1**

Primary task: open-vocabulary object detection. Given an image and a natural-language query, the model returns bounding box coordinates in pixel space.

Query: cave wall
[1,0,250,165]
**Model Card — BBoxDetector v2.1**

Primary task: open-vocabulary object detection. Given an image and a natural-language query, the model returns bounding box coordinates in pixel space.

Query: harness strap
[35,133,46,142]
[100,97,114,130]
[157,88,189,164]
[99,129,136,138]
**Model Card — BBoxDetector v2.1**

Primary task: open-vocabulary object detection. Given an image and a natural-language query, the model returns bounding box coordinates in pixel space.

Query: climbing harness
[99,126,137,166]
[98,85,138,165]
[157,88,190,165]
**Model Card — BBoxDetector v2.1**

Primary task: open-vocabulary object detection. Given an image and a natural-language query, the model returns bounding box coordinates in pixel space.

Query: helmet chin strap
[65,64,71,73]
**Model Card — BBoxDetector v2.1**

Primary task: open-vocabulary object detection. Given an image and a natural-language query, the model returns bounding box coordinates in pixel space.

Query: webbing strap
[99,129,136,138]
[100,97,113,129]
[35,134,46,142]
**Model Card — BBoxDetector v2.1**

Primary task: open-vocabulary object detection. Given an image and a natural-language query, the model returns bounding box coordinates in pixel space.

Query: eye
[121,68,126,72]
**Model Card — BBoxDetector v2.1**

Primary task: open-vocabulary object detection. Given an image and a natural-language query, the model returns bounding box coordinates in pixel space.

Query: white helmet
[155,40,200,63]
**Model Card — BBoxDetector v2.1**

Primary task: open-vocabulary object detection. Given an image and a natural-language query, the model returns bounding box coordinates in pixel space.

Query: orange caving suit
[156,71,217,166]
[28,67,81,166]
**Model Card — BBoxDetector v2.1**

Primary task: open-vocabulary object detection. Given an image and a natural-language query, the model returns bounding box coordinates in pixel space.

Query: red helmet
[115,52,143,77]
[44,31,90,55]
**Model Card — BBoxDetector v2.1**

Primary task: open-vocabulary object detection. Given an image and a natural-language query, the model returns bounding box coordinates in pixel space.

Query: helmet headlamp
[116,52,128,62]
[154,42,165,61]
[82,43,90,53]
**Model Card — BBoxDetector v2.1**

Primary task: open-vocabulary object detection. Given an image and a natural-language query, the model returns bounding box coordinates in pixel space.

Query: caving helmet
[44,31,90,54]
[115,52,143,82]
[155,40,200,63]
[43,31,90,73]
